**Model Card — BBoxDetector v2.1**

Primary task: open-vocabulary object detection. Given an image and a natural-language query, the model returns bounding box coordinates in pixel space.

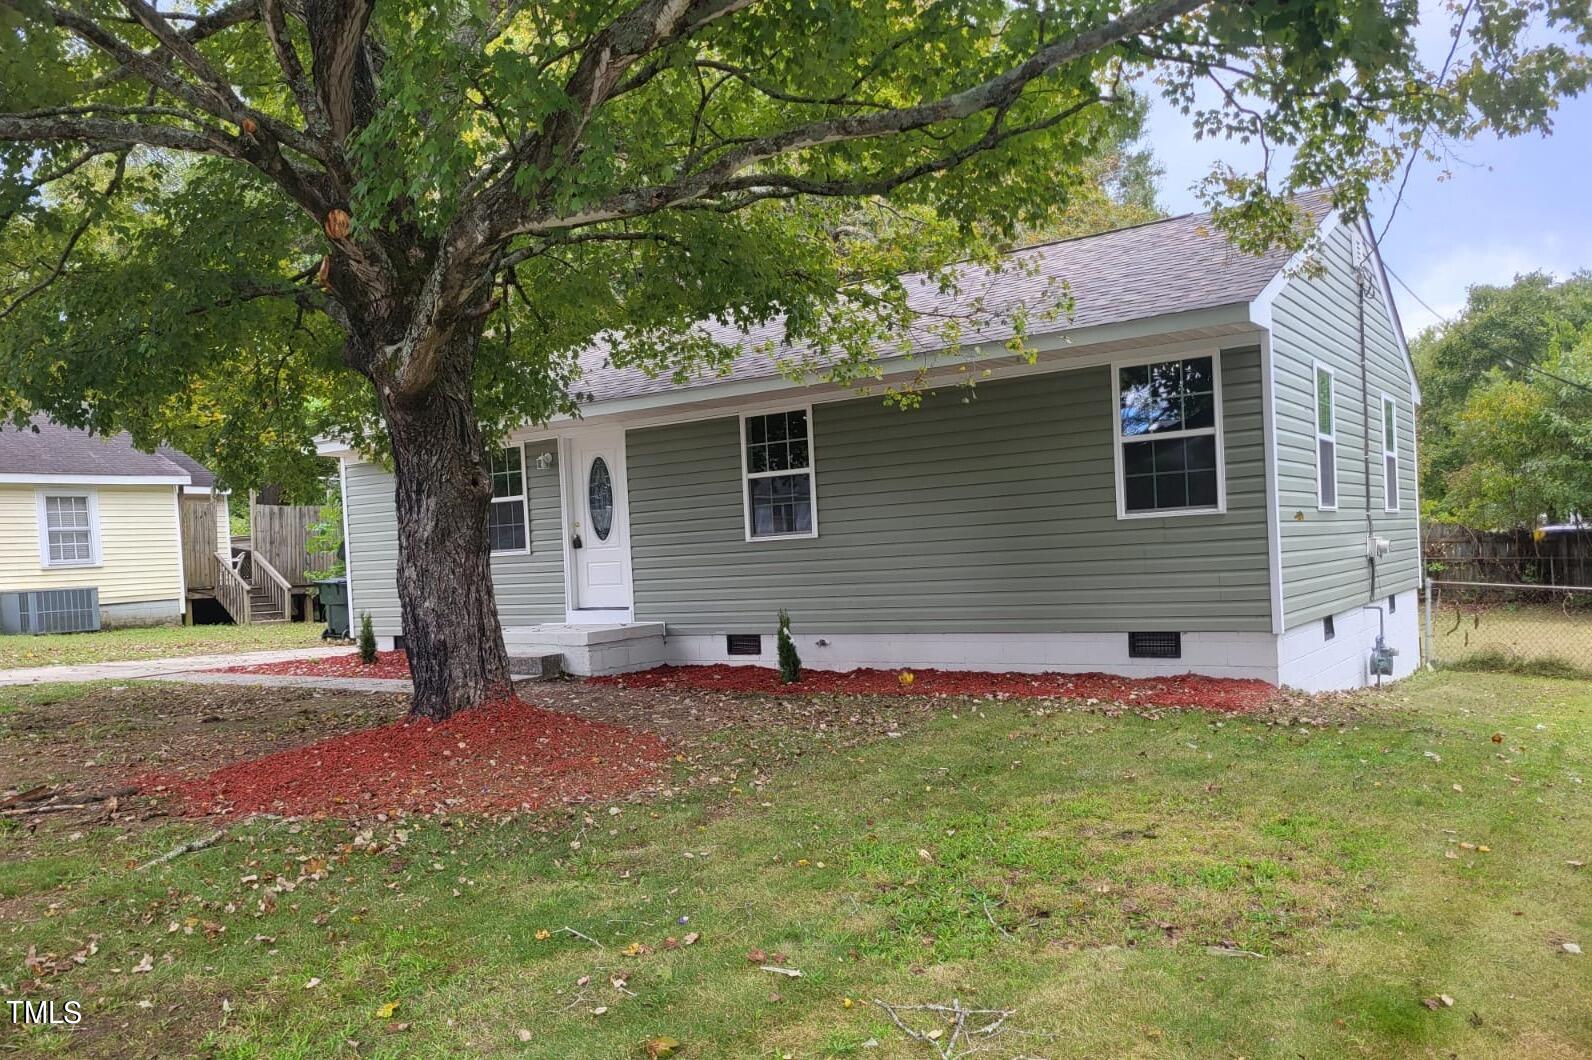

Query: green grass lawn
[0,621,328,670]
[1426,602,1592,678]
[2,671,1589,1058]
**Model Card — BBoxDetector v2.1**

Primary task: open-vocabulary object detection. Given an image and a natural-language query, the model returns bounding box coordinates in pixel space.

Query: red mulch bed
[138,697,668,818]
[221,650,412,680]
[590,664,1278,713]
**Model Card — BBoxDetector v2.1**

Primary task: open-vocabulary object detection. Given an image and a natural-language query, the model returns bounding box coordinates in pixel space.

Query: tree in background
[4,1,1589,718]
[1434,327,1592,529]
[1414,273,1592,527]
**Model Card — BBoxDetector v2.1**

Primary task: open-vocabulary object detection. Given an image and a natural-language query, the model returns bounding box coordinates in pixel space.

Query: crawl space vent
[725,633,763,656]
[1127,631,1181,659]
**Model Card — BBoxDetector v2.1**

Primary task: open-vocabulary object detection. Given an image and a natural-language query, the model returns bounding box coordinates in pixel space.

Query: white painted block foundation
[1276,588,1421,692]
[666,630,1281,681]
[398,594,1422,692]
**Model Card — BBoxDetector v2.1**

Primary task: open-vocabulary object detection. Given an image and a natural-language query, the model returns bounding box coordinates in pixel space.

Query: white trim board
[1260,333,1286,635]
[338,456,357,624]
[0,472,189,486]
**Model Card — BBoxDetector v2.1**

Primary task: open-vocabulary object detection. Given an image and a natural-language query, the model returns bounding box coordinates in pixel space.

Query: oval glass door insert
[588,457,614,541]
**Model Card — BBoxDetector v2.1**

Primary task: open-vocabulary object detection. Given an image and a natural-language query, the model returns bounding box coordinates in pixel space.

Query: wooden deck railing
[249,549,293,619]
[212,550,251,625]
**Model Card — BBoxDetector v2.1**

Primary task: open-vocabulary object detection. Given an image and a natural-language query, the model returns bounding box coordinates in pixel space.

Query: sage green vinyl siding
[1271,224,1420,625]
[343,450,565,638]
[626,348,1272,635]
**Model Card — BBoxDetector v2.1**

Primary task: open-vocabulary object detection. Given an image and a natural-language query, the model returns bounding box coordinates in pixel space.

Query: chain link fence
[1423,579,1592,679]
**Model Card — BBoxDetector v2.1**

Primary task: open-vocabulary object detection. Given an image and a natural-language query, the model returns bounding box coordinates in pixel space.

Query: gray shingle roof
[0,414,203,483]
[575,193,1327,406]
[156,445,216,489]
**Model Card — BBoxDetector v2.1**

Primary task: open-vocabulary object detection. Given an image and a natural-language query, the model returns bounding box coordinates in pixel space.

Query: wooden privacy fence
[249,502,335,587]
[179,494,221,591]
[1423,524,1592,588]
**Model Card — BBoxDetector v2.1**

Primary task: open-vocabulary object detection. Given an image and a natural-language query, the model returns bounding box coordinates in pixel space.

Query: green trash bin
[313,577,350,639]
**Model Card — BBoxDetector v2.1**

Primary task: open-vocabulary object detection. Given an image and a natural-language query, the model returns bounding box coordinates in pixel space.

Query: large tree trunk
[377,338,512,720]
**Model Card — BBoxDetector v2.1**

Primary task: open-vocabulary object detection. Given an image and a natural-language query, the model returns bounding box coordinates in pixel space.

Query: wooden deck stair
[210,546,293,625]
[246,586,286,623]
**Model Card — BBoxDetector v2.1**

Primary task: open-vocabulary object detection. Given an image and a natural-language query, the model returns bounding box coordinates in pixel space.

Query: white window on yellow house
[38,492,100,566]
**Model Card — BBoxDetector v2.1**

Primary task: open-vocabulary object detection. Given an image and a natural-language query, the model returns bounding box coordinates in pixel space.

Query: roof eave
[0,472,192,486]
[569,302,1264,422]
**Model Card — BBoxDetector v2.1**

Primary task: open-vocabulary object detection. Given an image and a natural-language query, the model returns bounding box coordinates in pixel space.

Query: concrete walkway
[155,669,542,693]
[156,670,413,693]
[0,646,354,687]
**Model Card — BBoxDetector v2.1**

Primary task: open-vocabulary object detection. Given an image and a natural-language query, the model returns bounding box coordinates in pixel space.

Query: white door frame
[559,429,635,623]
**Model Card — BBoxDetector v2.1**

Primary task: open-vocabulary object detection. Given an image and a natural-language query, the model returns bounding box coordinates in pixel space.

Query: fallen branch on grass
[981,899,1015,940]
[558,926,605,949]
[0,802,100,817]
[0,784,52,809]
[136,829,225,871]
[873,998,1015,1058]
[759,965,803,977]
[0,786,139,817]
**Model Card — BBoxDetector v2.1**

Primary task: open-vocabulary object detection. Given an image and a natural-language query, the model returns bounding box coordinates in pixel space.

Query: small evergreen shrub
[777,609,801,684]
[358,612,377,664]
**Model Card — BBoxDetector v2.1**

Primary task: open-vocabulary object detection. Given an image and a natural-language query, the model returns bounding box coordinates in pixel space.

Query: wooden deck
[181,495,331,624]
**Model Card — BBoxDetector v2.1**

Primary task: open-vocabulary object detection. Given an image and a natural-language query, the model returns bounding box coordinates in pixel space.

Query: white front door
[566,430,633,614]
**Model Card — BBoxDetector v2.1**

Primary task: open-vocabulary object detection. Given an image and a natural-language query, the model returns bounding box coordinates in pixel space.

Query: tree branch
[0,113,238,157]
[0,152,129,324]
[501,0,1203,236]
[497,229,690,272]
[88,0,259,91]
[304,0,377,143]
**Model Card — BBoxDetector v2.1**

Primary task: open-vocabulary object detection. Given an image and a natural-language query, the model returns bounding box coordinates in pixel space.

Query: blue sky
[1140,22,1592,338]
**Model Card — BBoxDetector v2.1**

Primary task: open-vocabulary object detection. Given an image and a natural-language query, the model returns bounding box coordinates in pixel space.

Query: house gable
[1268,221,1421,629]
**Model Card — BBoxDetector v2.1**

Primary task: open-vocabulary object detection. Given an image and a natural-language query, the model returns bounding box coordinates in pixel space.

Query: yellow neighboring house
[0,415,218,631]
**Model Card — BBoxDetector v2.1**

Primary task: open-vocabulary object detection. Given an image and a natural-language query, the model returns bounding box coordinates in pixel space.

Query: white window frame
[1111,349,1227,520]
[1314,361,1338,511]
[739,405,819,541]
[36,489,102,568]
[1380,392,1400,512]
[488,443,531,556]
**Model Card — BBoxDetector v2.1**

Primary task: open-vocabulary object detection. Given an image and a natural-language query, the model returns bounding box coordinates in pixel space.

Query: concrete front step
[502,622,666,677]
[506,653,563,681]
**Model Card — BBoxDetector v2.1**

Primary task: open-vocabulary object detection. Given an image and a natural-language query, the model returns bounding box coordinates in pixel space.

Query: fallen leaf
[131,954,154,974]
[746,949,767,963]
[304,977,322,990]
[534,929,551,941]
[516,1029,532,1042]
[682,932,700,946]
[591,1006,608,1016]
[376,1001,400,1019]
[644,1036,681,1058]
